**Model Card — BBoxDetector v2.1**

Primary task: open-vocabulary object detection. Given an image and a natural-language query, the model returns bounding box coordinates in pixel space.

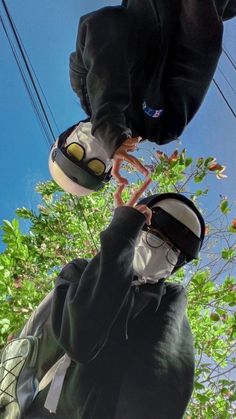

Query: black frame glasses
[144,228,184,267]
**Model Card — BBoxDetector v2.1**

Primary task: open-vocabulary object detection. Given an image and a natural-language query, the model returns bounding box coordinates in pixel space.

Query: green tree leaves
[220,199,231,215]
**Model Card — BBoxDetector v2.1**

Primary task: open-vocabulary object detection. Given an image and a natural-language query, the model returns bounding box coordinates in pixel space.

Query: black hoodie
[26,207,195,419]
[69,0,236,157]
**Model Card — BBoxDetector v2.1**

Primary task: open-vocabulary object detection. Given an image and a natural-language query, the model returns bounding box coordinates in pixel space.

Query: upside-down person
[25,179,206,418]
[49,0,236,195]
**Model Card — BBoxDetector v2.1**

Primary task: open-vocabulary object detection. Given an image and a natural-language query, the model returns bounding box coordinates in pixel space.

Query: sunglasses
[64,142,106,176]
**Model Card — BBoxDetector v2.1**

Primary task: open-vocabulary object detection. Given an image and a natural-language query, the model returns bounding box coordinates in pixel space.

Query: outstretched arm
[70,6,149,184]
[70,6,133,158]
[51,180,152,363]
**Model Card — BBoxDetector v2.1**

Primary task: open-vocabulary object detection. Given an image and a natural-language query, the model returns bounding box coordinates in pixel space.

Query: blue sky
[0,0,236,247]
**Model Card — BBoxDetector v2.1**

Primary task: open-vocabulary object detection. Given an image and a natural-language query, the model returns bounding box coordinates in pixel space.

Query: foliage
[0,148,235,418]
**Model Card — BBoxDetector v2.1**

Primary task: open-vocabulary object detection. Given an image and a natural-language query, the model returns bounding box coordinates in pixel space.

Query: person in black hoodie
[49,0,236,191]
[26,182,205,418]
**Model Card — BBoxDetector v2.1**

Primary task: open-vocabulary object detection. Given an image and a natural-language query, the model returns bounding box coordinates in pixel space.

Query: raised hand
[111,137,149,184]
[114,177,152,225]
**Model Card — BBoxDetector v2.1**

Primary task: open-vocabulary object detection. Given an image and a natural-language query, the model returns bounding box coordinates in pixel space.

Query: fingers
[114,183,126,207]
[111,158,128,185]
[115,149,149,177]
[112,137,147,185]
[121,136,142,152]
[113,177,152,219]
[135,204,153,225]
[124,153,149,177]
[127,177,152,207]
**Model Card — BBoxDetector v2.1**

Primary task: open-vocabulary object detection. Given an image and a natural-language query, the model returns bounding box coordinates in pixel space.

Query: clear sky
[0,0,236,249]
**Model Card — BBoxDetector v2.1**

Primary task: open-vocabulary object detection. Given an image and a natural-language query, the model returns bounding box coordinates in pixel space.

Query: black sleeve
[51,206,146,363]
[158,0,224,143]
[69,6,134,157]
[222,0,236,20]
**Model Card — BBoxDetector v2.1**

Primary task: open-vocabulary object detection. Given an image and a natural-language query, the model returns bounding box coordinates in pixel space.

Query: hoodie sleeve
[158,0,224,143]
[221,0,236,21]
[51,206,146,363]
[69,6,134,157]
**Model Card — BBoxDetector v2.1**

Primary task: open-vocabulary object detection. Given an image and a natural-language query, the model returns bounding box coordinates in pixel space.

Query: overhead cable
[9,15,60,135]
[1,0,56,145]
[213,78,236,119]
[217,66,236,97]
[0,15,52,148]
[223,46,236,71]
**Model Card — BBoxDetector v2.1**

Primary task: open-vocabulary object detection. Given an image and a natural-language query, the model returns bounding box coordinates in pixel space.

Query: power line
[217,66,236,97]
[0,15,52,148]
[10,17,60,135]
[223,46,236,71]
[213,78,236,119]
[1,0,56,145]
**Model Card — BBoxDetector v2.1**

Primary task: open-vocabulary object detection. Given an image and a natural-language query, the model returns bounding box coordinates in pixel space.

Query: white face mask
[65,121,112,173]
[132,231,180,285]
